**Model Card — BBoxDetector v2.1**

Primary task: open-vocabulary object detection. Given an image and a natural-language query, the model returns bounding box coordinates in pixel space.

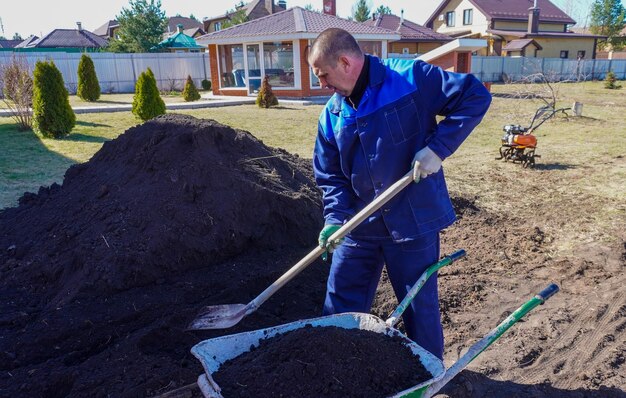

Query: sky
[0,0,622,40]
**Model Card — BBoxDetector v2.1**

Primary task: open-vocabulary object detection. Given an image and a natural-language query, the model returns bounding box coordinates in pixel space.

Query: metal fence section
[471,56,626,82]
[0,52,211,94]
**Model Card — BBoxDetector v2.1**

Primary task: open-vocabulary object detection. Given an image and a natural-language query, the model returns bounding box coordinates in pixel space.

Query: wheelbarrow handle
[385,250,466,328]
[424,283,560,398]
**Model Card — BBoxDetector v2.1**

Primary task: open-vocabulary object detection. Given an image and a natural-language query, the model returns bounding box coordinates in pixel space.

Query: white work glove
[412,146,443,182]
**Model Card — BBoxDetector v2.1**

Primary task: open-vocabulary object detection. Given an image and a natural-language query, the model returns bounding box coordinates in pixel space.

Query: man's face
[309,53,355,97]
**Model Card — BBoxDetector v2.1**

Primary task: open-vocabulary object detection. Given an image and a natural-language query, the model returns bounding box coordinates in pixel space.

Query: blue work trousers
[323,232,444,360]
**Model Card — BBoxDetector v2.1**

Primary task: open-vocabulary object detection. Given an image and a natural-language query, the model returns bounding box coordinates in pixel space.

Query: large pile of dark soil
[0,114,327,397]
[1,114,321,306]
[213,325,432,398]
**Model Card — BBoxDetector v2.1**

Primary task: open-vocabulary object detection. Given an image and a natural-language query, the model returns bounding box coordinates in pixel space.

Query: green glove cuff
[318,224,342,248]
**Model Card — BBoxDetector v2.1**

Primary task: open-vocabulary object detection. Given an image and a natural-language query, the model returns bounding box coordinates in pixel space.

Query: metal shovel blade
[187,303,248,330]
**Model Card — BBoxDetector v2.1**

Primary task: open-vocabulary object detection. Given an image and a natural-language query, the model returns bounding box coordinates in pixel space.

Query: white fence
[471,56,626,82]
[0,52,211,94]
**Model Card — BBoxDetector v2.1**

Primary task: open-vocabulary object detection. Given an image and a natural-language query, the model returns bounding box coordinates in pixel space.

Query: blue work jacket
[313,55,491,241]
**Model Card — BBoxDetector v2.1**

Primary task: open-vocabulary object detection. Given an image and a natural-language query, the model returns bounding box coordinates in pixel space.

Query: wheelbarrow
[191,250,559,398]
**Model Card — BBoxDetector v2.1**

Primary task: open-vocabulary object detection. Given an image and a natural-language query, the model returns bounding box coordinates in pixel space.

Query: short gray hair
[308,28,363,67]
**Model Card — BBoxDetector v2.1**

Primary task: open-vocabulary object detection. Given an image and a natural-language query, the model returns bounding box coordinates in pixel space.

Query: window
[463,9,473,25]
[263,41,294,88]
[357,41,382,57]
[446,11,455,27]
[214,22,221,31]
[218,44,244,88]
[577,50,586,59]
[560,50,569,59]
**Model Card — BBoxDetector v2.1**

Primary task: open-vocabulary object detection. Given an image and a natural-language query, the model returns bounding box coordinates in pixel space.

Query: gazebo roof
[153,27,204,50]
[197,7,400,45]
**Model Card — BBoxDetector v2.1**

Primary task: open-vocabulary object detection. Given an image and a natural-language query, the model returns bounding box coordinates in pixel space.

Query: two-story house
[202,0,287,34]
[425,0,604,59]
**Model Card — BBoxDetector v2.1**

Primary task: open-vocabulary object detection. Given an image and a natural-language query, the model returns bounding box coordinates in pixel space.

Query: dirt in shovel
[213,325,433,398]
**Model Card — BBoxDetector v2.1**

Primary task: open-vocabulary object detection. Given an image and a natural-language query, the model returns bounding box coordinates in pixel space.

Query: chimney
[400,9,404,25]
[265,0,274,13]
[528,1,540,34]
[177,23,184,34]
[323,0,336,16]
[76,22,82,31]
[278,0,287,9]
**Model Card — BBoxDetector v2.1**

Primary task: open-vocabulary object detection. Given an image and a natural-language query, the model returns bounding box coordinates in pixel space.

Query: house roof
[184,27,206,37]
[427,0,576,26]
[502,38,542,51]
[197,7,400,45]
[26,29,108,48]
[363,13,452,42]
[167,16,203,33]
[0,39,23,48]
[203,0,287,23]
[14,35,39,48]
[488,28,606,39]
[93,20,119,37]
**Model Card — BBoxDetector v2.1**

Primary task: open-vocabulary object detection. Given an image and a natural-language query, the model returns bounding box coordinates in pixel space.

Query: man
[308,28,491,360]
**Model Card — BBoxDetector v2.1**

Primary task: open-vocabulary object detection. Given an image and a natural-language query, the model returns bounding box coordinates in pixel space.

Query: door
[246,44,262,95]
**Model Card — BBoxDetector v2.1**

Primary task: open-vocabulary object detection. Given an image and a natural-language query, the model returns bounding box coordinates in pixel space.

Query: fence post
[591,59,596,81]
[131,53,137,89]
[202,53,208,81]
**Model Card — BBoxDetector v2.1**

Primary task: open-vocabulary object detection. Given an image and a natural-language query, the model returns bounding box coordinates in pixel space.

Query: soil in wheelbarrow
[213,325,433,398]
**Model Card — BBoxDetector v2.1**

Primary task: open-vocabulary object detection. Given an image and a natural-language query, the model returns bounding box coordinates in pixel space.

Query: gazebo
[196,7,400,97]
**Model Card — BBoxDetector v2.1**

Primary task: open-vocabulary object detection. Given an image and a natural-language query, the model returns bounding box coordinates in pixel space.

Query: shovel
[187,166,419,330]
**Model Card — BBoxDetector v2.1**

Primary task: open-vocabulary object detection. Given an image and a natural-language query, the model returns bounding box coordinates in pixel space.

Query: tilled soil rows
[0,114,623,398]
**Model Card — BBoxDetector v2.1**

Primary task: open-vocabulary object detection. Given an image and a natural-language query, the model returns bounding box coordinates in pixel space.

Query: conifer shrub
[604,71,622,89]
[132,67,166,121]
[182,75,201,102]
[256,75,278,108]
[77,54,101,101]
[32,60,76,138]
[201,79,211,90]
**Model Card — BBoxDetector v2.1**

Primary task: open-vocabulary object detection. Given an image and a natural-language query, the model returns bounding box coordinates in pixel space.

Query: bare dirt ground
[1,107,624,398]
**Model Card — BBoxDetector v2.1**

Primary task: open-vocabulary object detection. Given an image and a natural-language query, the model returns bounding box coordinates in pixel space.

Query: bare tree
[0,55,33,130]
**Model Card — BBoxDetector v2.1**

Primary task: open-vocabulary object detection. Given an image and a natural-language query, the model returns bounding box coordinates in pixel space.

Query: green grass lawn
[1,81,625,254]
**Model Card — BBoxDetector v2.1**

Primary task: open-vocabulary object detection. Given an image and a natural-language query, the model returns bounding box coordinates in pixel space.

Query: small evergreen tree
[201,79,211,90]
[352,0,371,22]
[32,60,76,138]
[256,75,278,108]
[77,54,101,101]
[182,75,201,101]
[604,71,622,89]
[132,67,166,120]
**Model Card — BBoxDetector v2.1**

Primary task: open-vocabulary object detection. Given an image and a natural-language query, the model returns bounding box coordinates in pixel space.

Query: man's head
[307,28,364,97]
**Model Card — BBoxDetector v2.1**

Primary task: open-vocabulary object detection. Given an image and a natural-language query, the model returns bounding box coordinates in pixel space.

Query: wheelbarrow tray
[191,312,446,398]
